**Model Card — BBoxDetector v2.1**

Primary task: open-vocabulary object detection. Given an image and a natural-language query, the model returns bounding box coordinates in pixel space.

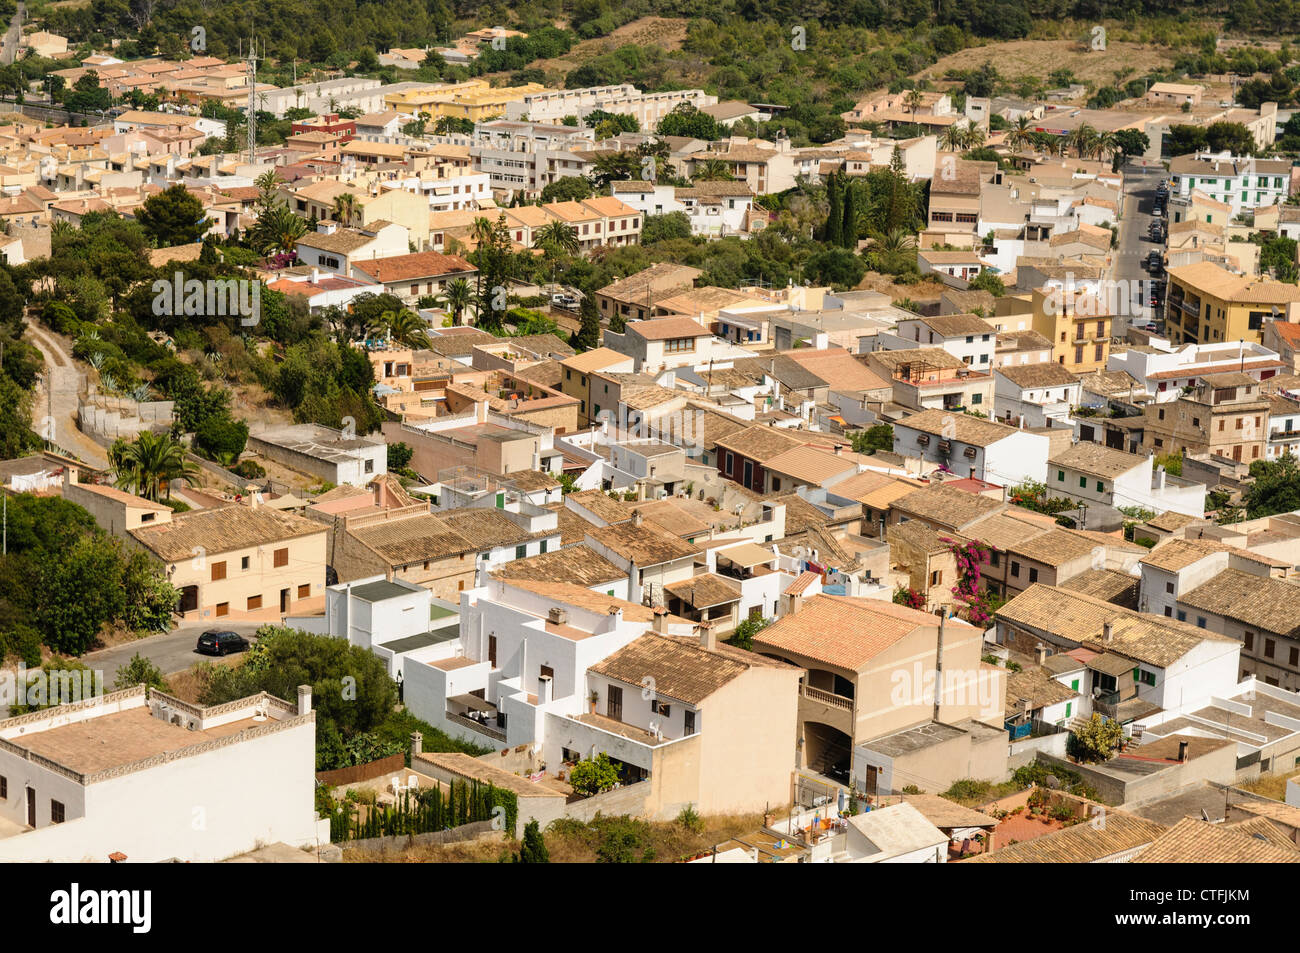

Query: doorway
[280,588,290,613]
[26,787,35,827]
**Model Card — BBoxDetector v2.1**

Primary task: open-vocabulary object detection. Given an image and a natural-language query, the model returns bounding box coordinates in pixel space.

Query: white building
[294,220,411,276]
[892,407,1050,484]
[0,685,321,862]
[881,313,998,372]
[994,362,1083,428]
[468,120,595,197]
[1048,442,1207,519]
[1107,338,1286,402]
[247,423,388,487]
[503,84,717,129]
[1168,151,1292,218]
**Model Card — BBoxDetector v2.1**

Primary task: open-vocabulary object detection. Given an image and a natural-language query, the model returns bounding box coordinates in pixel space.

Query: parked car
[196,630,250,656]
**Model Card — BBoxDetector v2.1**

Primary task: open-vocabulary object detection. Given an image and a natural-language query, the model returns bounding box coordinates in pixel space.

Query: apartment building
[892,408,1050,484]
[1107,338,1287,401]
[1029,286,1113,373]
[1141,373,1271,462]
[1168,152,1291,217]
[882,313,998,372]
[294,220,410,275]
[926,159,997,240]
[595,263,703,326]
[503,84,717,128]
[865,347,995,414]
[1165,260,1300,346]
[469,120,595,197]
[1047,442,1207,519]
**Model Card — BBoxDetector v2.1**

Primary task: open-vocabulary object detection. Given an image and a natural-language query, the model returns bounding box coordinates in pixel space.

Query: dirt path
[24,321,109,468]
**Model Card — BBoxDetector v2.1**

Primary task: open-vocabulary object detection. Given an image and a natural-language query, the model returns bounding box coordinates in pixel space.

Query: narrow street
[1112,159,1165,337]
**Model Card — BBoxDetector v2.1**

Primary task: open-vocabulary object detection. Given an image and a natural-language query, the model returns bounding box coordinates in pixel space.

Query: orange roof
[627,317,712,341]
[353,251,475,283]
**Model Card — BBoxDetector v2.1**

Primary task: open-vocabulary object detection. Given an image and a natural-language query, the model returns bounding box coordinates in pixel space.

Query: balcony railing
[802,684,853,710]
[446,710,506,742]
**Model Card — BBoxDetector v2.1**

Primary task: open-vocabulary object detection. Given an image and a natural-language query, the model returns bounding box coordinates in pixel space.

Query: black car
[197,630,250,656]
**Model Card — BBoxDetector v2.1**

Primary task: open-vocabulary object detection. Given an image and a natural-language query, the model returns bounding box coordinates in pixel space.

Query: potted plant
[588,690,598,714]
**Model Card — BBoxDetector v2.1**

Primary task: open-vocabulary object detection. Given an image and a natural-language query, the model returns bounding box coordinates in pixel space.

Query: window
[1057,470,1065,482]
[488,636,497,667]
[1011,561,1021,577]
[364,459,374,474]
[1138,670,1156,686]
[652,700,672,717]
[540,539,548,554]
[210,560,226,582]
[930,570,942,586]
[0,776,6,800]
[298,584,311,599]
[1096,480,1104,492]
[247,595,262,611]
[1165,581,1174,594]
[1079,476,1087,488]
[241,556,250,571]
[1164,606,1172,617]
[1291,646,1299,668]
[972,393,983,405]
[684,710,696,735]
[1071,679,1080,692]
[273,548,289,568]
[1177,610,1186,621]
[1196,616,1206,629]
[1029,568,1039,583]
[1266,638,1276,659]
[1065,701,1072,719]
[215,602,229,617]
[51,800,64,824]
[1245,631,1254,650]
[990,551,1000,567]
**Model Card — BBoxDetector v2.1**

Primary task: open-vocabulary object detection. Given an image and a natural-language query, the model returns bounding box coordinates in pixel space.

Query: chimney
[1035,643,1048,666]
[296,684,312,716]
[631,509,643,527]
[410,731,423,758]
[547,607,568,625]
[833,444,842,455]
[311,266,320,284]
[652,606,669,634]
[697,620,717,652]
[1102,622,1113,644]
[63,465,79,489]
[1178,739,1189,763]
[606,606,623,630]
[1155,464,1166,490]
[538,674,553,705]
[246,485,260,508]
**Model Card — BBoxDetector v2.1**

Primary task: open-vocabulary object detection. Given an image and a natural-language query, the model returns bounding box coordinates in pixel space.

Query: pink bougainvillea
[940,537,996,624]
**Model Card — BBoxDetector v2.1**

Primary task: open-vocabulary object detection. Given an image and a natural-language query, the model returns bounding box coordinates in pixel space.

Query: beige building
[1142,372,1270,462]
[753,594,1007,796]
[128,500,328,623]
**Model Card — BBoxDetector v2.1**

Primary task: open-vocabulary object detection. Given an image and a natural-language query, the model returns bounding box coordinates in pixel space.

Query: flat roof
[349,580,415,602]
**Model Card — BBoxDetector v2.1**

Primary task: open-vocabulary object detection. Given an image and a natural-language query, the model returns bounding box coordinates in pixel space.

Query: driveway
[82,620,264,686]
[25,322,109,468]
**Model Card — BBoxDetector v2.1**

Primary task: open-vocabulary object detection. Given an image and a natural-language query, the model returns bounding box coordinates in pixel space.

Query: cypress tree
[824,171,843,246]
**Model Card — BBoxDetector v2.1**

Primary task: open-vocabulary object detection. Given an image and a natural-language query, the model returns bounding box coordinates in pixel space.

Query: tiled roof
[1049,442,1145,479]
[1005,667,1077,715]
[588,517,702,566]
[626,316,712,341]
[131,505,323,561]
[353,250,475,283]
[497,578,687,624]
[1178,568,1300,638]
[713,424,806,462]
[870,347,967,373]
[763,445,856,485]
[754,594,972,672]
[588,633,751,705]
[997,362,1079,389]
[1133,817,1300,863]
[567,489,635,525]
[996,583,1235,668]
[491,544,624,587]
[663,573,741,609]
[915,312,994,337]
[894,408,1021,447]
[968,811,1165,863]
[1059,568,1140,608]
[892,483,1005,530]
[899,794,997,830]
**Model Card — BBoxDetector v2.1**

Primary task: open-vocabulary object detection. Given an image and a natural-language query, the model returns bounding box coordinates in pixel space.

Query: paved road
[81,621,264,685]
[25,322,109,468]
[0,4,22,66]
[1112,159,1166,337]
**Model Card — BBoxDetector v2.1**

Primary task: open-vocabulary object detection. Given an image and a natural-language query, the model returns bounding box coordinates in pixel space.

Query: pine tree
[823,171,843,246]
[841,180,859,249]
[883,147,916,235]
[572,295,600,351]
[516,819,550,863]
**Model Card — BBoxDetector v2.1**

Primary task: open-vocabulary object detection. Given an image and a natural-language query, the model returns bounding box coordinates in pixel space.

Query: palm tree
[469,216,495,324]
[693,159,734,182]
[533,220,580,288]
[111,431,197,502]
[332,191,361,227]
[904,88,925,125]
[381,308,433,349]
[964,124,986,150]
[1006,115,1034,152]
[251,203,308,259]
[1094,130,1119,163]
[939,125,966,151]
[435,277,472,327]
[1067,122,1099,159]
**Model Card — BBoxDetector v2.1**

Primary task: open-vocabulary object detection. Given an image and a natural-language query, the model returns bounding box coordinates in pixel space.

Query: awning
[715,541,777,569]
[448,693,496,713]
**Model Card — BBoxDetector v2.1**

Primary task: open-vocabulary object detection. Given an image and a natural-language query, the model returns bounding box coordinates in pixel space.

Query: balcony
[802,684,853,711]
